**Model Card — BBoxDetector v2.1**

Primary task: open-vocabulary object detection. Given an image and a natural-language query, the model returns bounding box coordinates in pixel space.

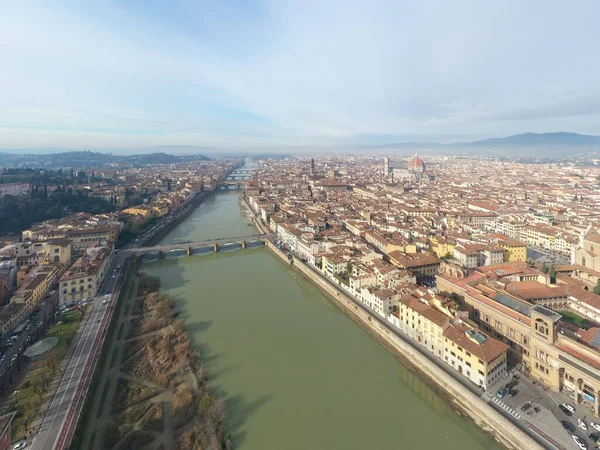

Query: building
[14,240,72,266]
[443,319,509,390]
[388,251,440,279]
[453,244,504,268]
[393,294,450,359]
[497,237,527,262]
[437,262,600,415]
[59,247,110,305]
[390,292,508,390]
[357,287,399,317]
[408,154,426,174]
[322,255,348,277]
[66,226,117,256]
[0,303,26,338]
[573,227,600,286]
[0,182,29,197]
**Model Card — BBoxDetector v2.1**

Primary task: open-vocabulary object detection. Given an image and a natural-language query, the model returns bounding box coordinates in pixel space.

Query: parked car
[579,418,588,431]
[497,387,508,399]
[561,403,576,416]
[13,442,28,449]
[572,435,587,450]
[592,422,600,432]
[508,389,518,397]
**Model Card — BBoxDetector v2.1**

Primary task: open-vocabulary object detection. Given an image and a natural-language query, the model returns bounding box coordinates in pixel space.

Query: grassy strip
[96,378,111,419]
[3,309,83,440]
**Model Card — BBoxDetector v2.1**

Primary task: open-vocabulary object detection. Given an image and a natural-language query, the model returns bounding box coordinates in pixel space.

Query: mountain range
[366,132,600,156]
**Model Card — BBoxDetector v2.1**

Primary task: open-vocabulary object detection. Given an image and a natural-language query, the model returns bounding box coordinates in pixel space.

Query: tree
[46,351,60,374]
[541,262,549,274]
[593,279,600,295]
[549,265,557,284]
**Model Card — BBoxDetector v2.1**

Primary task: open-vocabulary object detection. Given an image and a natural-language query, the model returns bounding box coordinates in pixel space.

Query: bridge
[232,169,254,174]
[218,180,251,190]
[224,174,252,181]
[127,233,274,256]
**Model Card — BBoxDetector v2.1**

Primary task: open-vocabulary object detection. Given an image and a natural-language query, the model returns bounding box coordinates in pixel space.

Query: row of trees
[0,191,116,236]
[0,167,106,186]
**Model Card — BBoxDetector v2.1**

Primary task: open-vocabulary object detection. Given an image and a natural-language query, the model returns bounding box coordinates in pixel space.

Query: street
[29,252,126,450]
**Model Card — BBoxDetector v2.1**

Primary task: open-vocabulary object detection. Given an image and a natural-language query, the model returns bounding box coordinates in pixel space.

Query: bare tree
[46,352,60,374]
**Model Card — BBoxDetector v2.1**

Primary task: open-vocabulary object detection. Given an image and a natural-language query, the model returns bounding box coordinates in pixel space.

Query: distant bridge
[224,174,252,181]
[217,180,250,190]
[128,233,274,255]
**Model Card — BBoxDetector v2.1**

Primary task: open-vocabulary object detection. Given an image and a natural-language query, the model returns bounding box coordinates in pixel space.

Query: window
[465,351,471,357]
[478,369,484,376]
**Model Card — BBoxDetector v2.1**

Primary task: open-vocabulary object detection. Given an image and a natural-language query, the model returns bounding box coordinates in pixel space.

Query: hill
[365,132,600,157]
[0,151,210,168]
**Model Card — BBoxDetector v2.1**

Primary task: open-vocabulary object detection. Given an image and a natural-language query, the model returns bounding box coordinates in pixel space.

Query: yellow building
[151,203,169,217]
[497,237,527,262]
[44,239,72,265]
[429,237,456,258]
[123,206,152,217]
[443,320,508,390]
[390,293,508,390]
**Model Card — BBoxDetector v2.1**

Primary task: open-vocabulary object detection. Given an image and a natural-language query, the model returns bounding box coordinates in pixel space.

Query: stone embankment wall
[265,240,544,450]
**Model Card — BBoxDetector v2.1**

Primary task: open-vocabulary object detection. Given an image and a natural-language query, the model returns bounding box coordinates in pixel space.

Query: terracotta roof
[398,295,450,328]
[443,321,509,364]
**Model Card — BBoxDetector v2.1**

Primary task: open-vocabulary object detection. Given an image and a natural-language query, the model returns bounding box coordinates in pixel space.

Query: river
[142,167,502,450]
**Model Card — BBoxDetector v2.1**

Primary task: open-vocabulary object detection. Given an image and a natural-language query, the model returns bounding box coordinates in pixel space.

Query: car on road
[562,420,576,433]
[13,441,28,449]
[562,403,576,415]
[592,422,600,432]
[102,299,108,305]
[572,435,587,450]
[497,387,508,399]
[508,389,518,397]
[579,418,588,431]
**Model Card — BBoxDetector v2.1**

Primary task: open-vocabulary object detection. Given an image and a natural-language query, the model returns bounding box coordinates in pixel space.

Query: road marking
[490,396,522,420]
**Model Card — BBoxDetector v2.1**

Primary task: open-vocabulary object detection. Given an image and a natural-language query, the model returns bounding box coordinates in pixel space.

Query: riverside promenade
[265,240,548,450]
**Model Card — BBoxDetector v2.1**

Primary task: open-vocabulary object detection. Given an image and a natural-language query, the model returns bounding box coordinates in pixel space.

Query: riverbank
[74,265,232,449]
[265,240,543,450]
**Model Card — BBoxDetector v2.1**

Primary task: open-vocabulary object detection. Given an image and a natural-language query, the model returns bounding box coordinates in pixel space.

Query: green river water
[142,168,502,450]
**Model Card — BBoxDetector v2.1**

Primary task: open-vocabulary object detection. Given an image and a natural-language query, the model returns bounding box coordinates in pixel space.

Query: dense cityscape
[3,1,600,450]
[0,152,598,449]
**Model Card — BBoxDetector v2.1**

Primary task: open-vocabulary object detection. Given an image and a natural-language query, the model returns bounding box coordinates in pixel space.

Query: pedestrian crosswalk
[480,393,522,420]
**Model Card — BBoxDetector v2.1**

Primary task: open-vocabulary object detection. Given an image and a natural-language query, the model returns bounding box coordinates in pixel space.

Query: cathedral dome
[408,154,426,172]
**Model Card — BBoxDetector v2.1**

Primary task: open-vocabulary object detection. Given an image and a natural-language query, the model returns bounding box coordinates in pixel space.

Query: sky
[1,0,600,151]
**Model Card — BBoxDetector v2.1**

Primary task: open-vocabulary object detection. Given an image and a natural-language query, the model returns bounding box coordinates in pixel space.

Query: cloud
[1,0,600,149]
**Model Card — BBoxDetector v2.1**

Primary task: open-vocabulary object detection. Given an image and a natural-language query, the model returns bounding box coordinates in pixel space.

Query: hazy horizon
[2,1,600,150]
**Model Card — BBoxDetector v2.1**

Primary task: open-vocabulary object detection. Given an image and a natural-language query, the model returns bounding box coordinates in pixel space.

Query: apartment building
[66,226,117,256]
[390,293,508,390]
[357,288,399,317]
[496,237,527,262]
[453,244,504,268]
[59,247,110,305]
